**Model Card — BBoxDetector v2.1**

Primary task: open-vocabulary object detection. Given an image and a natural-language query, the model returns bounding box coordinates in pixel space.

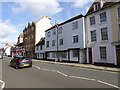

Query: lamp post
[52,19,59,62]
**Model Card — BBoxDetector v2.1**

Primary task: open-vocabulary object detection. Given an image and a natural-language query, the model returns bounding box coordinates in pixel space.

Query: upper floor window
[100,47,107,59]
[52,29,56,35]
[73,21,78,30]
[36,46,39,50]
[90,16,95,25]
[118,6,120,18]
[94,3,101,11]
[40,45,42,50]
[59,38,63,45]
[101,27,108,41]
[47,31,51,37]
[46,41,49,48]
[73,35,79,43]
[52,40,55,46]
[100,12,107,22]
[58,27,62,34]
[91,30,96,42]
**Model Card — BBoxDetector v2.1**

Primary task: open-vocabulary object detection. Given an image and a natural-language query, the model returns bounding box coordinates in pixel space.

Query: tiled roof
[45,14,83,32]
[35,37,45,46]
[86,1,120,16]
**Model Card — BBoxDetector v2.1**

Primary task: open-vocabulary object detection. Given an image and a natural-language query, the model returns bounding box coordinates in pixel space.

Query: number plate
[23,64,29,66]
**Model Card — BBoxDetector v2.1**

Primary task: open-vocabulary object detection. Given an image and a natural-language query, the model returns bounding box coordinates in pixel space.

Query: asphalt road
[2,56,120,89]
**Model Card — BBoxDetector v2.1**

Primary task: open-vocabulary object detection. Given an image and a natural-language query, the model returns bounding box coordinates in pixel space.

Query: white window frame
[100,47,107,59]
[101,27,108,41]
[73,21,78,30]
[91,30,96,42]
[58,27,62,34]
[100,12,107,23]
[59,38,63,45]
[52,40,55,46]
[72,50,78,57]
[73,35,79,43]
[90,16,95,25]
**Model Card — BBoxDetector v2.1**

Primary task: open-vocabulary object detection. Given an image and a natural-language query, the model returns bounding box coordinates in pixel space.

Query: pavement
[33,59,120,73]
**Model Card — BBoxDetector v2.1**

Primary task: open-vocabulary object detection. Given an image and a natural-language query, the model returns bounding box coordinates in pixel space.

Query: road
[1,56,120,89]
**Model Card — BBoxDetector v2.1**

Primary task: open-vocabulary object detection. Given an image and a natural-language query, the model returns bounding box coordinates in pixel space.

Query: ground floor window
[47,53,50,58]
[61,52,66,58]
[72,50,78,57]
[37,53,39,57]
[100,47,107,59]
[40,53,43,57]
[52,52,55,58]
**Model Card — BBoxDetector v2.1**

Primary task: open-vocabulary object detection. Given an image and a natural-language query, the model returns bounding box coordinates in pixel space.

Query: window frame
[91,30,97,42]
[73,35,79,43]
[73,21,78,30]
[100,47,107,59]
[101,27,108,41]
[100,12,107,23]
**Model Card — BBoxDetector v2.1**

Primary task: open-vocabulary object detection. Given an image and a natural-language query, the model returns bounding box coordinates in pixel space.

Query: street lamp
[51,19,59,62]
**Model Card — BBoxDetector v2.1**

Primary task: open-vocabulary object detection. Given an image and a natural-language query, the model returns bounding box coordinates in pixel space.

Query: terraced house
[45,14,86,63]
[85,0,120,65]
[23,16,52,58]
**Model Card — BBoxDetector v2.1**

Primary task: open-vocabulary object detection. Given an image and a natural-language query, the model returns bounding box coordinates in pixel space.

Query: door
[88,48,92,64]
[116,46,120,65]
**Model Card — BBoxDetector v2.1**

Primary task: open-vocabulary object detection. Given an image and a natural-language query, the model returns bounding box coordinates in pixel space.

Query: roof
[45,14,83,32]
[85,1,120,16]
[16,42,23,46]
[35,37,45,46]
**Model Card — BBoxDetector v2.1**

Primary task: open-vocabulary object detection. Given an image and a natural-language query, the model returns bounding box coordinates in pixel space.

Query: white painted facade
[35,16,52,45]
[45,15,86,63]
[5,46,11,56]
[85,5,117,65]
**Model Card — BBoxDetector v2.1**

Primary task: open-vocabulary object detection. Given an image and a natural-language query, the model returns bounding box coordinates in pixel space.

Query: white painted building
[85,1,120,65]
[35,37,45,59]
[45,14,86,63]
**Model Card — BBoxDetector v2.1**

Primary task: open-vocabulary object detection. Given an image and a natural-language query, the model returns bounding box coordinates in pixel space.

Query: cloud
[0,19,19,48]
[11,0,63,16]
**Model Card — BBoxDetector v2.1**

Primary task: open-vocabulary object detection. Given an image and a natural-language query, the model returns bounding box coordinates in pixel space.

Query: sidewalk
[33,59,120,72]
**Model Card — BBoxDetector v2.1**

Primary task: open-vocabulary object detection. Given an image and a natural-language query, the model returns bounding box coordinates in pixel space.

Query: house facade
[85,1,120,65]
[35,37,45,59]
[23,16,52,58]
[45,14,86,63]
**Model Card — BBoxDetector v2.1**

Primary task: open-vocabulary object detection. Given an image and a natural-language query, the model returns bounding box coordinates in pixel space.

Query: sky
[0,0,94,48]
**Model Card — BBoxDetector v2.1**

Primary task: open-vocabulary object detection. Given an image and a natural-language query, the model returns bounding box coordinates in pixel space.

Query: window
[58,27,62,34]
[40,45,42,50]
[40,53,43,57]
[52,52,55,58]
[100,12,107,22]
[37,53,39,57]
[118,6,120,18]
[52,29,56,35]
[73,35,78,43]
[73,50,78,57]
[52,40,55,46]
[36,46,39,50]
[46,41,49,48]
[47,31,51,37]
[59,39,63,45]
[90,16,95,25]
[91,30,96,42]
[119,24,120,41]
[73,21,78,30]
[62,52,66,58]
[100,47,107,59]
[94,3,101,11]
[101,27,108,40]
[47,53,50,58]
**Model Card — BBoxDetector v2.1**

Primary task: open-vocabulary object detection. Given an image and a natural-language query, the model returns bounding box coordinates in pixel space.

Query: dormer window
[94,3,101,11]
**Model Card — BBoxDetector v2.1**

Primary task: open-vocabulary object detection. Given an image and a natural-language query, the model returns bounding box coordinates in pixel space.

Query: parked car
[9,56,32,69]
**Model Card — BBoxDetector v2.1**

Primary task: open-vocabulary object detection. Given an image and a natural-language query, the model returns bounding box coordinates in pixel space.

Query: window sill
[90,24,96,27]
[100,40,108,43]
[99,21,107,25]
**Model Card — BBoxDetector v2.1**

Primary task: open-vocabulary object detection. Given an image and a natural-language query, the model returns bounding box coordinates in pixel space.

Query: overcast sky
[0,0,94,48]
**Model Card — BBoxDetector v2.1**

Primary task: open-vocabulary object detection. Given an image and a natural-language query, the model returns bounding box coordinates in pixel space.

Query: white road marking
[33,65,41,69]
[69,76,96,81]
[33,64,120,89]
[41,69,51,71]
[97,80,120,89]
[0,80,5,90]
[56,71,68,77]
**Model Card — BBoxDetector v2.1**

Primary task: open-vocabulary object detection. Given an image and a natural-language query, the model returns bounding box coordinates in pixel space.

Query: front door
[116,46,120,65]
[88,48,92,64]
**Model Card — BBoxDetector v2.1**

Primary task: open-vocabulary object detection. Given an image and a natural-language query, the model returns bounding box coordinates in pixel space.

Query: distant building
[85,0,120,65]
[23,16,52,58]
[35,37,45,59]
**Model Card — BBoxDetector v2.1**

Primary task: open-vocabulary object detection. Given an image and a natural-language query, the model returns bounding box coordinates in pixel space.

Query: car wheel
[15,65,18,69]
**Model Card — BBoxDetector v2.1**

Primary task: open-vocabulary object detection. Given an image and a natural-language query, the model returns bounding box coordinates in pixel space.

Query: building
[85,0,120,65]
[35,37,45,59]
[23,16,52,58]
[45,14,86,63]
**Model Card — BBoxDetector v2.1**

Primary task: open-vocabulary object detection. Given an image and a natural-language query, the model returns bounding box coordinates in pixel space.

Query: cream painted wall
[35,16,52,45]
